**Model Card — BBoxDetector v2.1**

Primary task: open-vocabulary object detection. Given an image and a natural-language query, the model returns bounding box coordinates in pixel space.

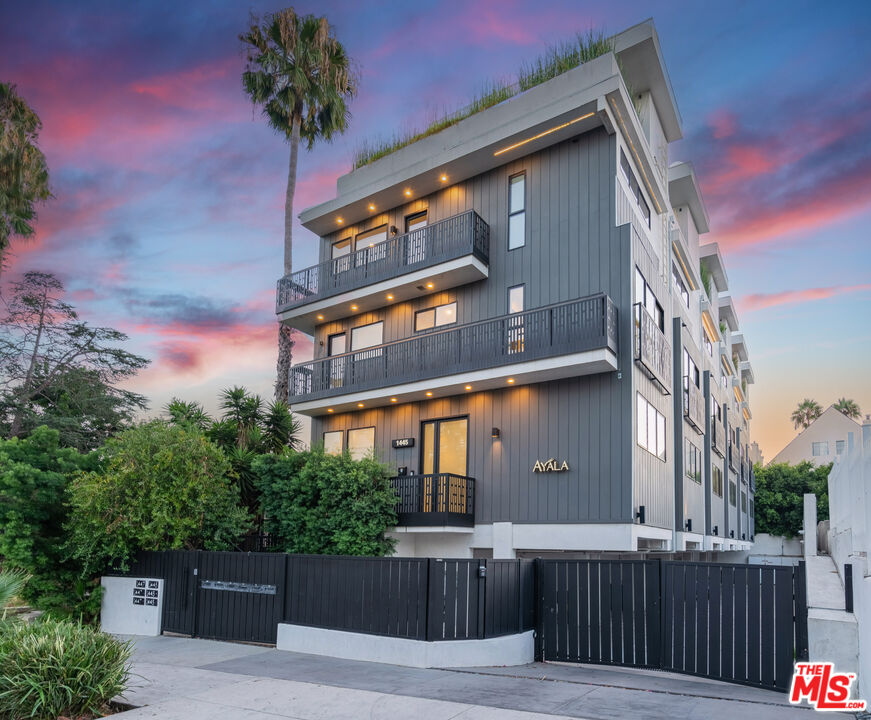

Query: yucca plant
[0,617,131,719]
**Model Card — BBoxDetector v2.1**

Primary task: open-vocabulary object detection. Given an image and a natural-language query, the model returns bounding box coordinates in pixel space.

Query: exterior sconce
[390,225,398,236]
[685,519,692,533]
[712,525,718,536]
[491,427,501,439]
[730,530,735,538]
[635,506,645,524]
[742,533,746,540]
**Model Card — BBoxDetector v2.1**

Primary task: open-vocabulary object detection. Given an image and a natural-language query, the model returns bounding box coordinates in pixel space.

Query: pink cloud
[739,283,871,312]
[709,109,737,139]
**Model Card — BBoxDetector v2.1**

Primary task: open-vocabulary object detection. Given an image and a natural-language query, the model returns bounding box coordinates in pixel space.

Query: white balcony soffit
[291,349,618,416]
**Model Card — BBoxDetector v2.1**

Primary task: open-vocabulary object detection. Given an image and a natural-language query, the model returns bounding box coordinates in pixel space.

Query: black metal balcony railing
[390,474,475,527]
[276,210,490,313]
[712,421,725,457]
[633,303,671,393]
[289,293,618,403]
[683,379,705,434]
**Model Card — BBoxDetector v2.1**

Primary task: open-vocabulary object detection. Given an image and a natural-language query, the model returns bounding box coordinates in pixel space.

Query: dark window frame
[419,414,470,477]
[346,425,376,461]
[350,320,384,351]
[508,172,527,250]
[405,210,428,232]
[414,301,458,333]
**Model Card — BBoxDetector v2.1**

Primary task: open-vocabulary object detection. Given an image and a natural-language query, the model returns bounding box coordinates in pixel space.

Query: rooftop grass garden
[352,29,622,169]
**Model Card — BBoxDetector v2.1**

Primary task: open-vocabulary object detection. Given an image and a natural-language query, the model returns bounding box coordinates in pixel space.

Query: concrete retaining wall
[276,623,534,668]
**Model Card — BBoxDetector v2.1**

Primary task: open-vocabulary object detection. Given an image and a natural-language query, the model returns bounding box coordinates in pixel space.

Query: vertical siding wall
[307,126,673,530]
[312,127,623,356]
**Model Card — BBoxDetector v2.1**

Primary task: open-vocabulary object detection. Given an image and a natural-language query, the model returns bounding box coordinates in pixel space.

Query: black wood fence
[538,558,808,692]
[120,551,534,645]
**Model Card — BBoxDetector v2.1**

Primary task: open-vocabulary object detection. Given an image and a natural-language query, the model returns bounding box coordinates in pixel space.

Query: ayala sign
[533,458,569,473]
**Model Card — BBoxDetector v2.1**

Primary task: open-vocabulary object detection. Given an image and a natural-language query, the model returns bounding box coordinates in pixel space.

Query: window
[682,348,700,419]
[635,268,664,331]
[405,210,427,232]
[415,302,457,331]
[672,265,689,307]
[750,499,754,520]
[729,481,737,506]
[323,431,343,455]
[347,427,375,461]
[741,490,747,513]
[620,149,651,228]
[704,335,713,357]
[508,173,526,250]
[351,321,383,351]
[332,237,352,258]
[507,284,525,353]
[356,225,388,264]
[812,441,830,457]
[712,466,723,497]
[508,284,525,313]
[836,440,846,455]
[711,397,721,422]
[685,439,702,483]
[637,392,666,460]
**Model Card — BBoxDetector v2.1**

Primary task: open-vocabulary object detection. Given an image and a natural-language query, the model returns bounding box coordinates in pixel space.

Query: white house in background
[770,405,862,466]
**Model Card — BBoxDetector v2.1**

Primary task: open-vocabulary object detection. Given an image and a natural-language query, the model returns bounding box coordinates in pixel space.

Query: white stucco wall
[100,576,164,636]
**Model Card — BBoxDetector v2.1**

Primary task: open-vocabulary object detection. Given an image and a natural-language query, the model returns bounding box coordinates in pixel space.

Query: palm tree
[0,569,28,621]
[791,398,823,430]
[240,9,357,402]
[833,397,861,420]
[0,83,51,279]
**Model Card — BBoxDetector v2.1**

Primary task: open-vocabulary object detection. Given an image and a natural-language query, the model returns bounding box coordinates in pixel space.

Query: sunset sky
[1,0,869,459]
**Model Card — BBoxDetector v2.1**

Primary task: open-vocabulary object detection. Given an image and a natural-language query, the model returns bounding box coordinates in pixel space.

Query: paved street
[114,635,837,719]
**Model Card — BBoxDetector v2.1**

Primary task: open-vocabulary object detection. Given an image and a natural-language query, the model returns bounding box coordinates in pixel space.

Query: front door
[420,417,469,513]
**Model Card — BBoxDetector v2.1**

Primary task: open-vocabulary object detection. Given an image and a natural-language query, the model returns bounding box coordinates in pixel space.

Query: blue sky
[1,0,870,457]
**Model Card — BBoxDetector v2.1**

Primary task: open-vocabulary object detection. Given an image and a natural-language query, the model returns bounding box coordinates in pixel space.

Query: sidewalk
[115,635,836,719]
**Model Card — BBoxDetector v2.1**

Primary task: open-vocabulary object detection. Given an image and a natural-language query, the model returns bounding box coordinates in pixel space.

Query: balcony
[683,379,705,434]
[391,474,475,528]
[712,420,725,457]
[288,294,618,414]
[633,303,671,393]
[276,210,490,332]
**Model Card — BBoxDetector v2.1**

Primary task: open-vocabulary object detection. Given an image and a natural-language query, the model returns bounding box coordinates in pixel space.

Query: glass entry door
[420,417,469,513]
[327,333,346,388]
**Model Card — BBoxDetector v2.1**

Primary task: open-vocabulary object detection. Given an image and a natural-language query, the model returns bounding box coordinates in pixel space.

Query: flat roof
[300,20,682,236]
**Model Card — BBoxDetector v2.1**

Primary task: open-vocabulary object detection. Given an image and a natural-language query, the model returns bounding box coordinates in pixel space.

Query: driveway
[114,635,839,719]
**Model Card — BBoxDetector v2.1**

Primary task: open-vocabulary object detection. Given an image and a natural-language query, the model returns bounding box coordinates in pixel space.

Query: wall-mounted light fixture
[685,519,692,533]
[730,530,735,538]
[491,427,501,439]
[390,225,398,236]
[742,533,746,540]
[712,525,718,536]
[635,506,646,524]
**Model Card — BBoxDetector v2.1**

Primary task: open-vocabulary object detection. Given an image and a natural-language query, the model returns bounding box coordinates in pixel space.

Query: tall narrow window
[405,211,428,264]
[508,173,526,250]
[507,284,525,354]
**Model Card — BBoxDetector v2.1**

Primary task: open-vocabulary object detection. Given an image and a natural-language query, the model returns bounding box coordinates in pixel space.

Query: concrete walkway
[114,635,841,719]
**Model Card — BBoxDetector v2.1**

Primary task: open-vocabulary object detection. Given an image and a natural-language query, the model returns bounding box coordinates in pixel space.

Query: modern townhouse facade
[277,20,755,558]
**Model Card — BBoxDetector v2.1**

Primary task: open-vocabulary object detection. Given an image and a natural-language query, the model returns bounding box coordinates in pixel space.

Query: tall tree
[0,271,148,439]
[240,8,357,402]
[0,84,51,279]
[790,398,823,430]
[833,397,861,420]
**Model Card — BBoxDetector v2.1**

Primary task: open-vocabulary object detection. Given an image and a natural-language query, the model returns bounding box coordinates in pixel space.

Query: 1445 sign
[533,458,569,473]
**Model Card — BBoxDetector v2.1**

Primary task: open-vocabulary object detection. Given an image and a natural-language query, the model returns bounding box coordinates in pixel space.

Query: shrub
[0,426,101,617]
[754,461,831,537]
[67,421,252,575]
[254,449,397,556]
[0,617,131,720]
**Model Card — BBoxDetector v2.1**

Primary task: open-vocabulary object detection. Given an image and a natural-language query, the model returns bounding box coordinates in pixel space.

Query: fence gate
[539,559,808,692]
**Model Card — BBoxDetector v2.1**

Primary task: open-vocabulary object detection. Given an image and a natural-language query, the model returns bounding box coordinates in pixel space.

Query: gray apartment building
[276,20,756,558]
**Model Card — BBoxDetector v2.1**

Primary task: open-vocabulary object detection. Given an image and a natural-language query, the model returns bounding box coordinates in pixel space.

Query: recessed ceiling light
[390,397,398,402]
[387,294,394,301]
[404,188,412,197]
[425,282,434,289]
[327,408,334,413]
[336,217,344,224]
[351,304,358,311]
[440,174,448,182]
[507,378,515,384]
[316,314,324,320]
[368,203,376,211]
[465,385,472,391]
[357,402,364,408]
[425,391,433,397]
